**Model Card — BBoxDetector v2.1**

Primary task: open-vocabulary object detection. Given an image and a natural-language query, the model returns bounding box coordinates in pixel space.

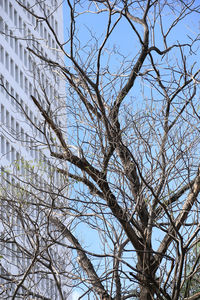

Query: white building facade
[0,1,70,299]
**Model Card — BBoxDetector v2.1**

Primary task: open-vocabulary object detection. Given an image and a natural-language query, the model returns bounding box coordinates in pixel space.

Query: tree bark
[140,288,153,300]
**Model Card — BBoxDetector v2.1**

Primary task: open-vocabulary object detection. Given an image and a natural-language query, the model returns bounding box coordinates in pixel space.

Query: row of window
[0,31,33,68]
[0,42,34,89]
[0,226,22,264]
[0,128,39,164]
[1,155,62,201]
[0,0,59,34]
[0,133,40,163]
[0,239,60,299]
[0,74,63,163]
[0,40,60,103]
[0,72,61,145]
[20,0,58,33]
[0,17,59,64]
[0,130,62,189]
[0,0,59,57]
[0,135,18,162]
[0,74,41,131]
[0,98,41,161]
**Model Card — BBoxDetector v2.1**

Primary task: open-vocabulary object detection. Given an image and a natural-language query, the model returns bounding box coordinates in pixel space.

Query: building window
[16,151,19,162]
[27,2,31,19]
[6,140,10,160]
[51,16,54,29]
[11,146,15,163]
[1,104,5,123]
[15,65,19,82]
[4,0,8,13]
[32,34,35,50]
[55,20,58,34]
[16,122,19,136]
[44,27,47,40]
[30,139,33,157]
[5,23,8,41]
[11,116,14,133]
[10,58,14,76]
[10,87,14,105]
[34,116,37,133]
[27,29,31,46]
[5,52,9,70]
[45,80,49,97]
[49,85,53,100]
[22,0,26,11]
[24,77,28,94]
[33,88,37,98]
[40,22,43,38]
[9,3,13,20]
[52,39,55,55]
[14,9,17,26]
[15,38,18,54]
[0,75,4,94]
[25,104,28,115]
[20,99,24,115]
[48,33,51,47]
[40,46,44,56]
[23,22,26,36]
[5,110,9,128]
[20,71,23,88]
[29,82,32,95]
[19,44,23,60]
[35,146,38,161]
[1,135,5,154]
[0,17,3,32]
[41,73,44,86]
[0,45,4,64]
[5,81,9,99]
[19,16,22,33]
[25,133,29,151]
[28,56,32,71]
[56,45,59,60]
[31,10,35,26]
[29,110,33,127]
[21,128,24,142]
[24,49,27,66]
[10,30,14,48]
[15,93,20,111]
[36,41,39,54]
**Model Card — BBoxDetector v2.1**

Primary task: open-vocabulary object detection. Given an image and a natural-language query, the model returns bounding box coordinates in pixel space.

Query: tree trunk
[140,287,153,300]
[137,258,155,300]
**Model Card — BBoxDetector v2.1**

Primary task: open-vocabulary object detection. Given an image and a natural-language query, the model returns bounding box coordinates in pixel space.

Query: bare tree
[1,0,200,299]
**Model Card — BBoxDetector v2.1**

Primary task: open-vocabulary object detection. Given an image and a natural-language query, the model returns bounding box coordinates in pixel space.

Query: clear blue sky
[61,2,200,299]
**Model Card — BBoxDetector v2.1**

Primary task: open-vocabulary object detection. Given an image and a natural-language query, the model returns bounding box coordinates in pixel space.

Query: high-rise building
[0,1,70,299]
